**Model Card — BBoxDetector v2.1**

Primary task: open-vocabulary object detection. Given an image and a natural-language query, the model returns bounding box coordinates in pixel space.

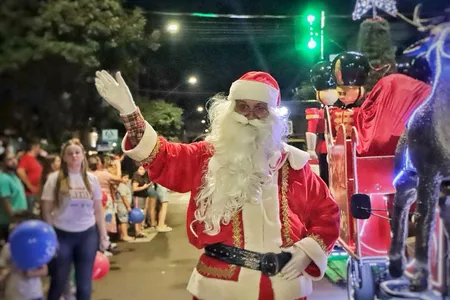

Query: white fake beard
[194,96,287,236]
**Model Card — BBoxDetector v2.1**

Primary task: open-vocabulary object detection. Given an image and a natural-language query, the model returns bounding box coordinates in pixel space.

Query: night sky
[126,0,447,133]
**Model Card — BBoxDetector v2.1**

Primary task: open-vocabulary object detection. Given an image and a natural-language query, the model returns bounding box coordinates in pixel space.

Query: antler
[396,4,444,32]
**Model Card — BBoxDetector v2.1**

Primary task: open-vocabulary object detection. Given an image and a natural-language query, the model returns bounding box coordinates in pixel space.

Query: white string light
[352,0,398,20]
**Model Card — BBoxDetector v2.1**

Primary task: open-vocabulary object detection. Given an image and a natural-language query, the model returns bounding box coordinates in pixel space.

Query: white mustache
[230,112,265,127]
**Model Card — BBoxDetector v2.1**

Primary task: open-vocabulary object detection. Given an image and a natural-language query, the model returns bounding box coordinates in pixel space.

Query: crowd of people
[0,137,171,299]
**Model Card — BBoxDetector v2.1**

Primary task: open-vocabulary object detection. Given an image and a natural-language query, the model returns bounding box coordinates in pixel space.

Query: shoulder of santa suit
[282,143,310,170]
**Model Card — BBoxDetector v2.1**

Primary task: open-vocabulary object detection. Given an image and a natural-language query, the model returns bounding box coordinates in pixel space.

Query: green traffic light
[307,15,315,23]
[308,39,317,49]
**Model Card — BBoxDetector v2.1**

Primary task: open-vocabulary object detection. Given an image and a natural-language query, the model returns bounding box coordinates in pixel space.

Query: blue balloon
[129,208,145,224]
[105,214,112,223]
[9,220,57,271]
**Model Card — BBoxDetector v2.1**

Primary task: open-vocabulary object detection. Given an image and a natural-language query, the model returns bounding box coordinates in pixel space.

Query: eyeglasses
[234,101,270,119]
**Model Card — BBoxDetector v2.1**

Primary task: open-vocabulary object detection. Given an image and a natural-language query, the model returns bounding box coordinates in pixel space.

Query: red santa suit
[119,72,340,300]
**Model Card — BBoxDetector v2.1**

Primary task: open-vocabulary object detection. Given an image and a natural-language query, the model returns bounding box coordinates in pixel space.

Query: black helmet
[331,51,370,86]
[310,61,336,91]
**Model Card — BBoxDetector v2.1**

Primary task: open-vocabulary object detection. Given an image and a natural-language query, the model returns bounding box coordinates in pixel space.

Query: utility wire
[138,88,216,95]
[141,10,419,19]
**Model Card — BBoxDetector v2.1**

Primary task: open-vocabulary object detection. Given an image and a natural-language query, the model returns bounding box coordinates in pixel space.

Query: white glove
[280,247,312,281]
[307,150,318,160]
[99,235,111,252]
[95,70,137,115]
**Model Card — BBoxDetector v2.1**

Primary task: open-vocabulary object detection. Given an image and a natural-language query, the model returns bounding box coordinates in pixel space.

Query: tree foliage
[137,99,184,140]
[292,81,316,101]
[0,0,160,71]
[0,0,160,146]
[357,18,397,92]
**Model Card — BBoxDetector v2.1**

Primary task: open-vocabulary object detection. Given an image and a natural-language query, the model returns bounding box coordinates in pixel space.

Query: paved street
[92,193,347,300]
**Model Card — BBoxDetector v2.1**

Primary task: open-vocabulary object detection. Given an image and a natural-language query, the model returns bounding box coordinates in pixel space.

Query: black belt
[204,243,292,277]
[317,133,325,140]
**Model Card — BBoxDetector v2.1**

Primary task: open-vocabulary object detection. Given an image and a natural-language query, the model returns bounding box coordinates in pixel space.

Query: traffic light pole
[320,11,325,60]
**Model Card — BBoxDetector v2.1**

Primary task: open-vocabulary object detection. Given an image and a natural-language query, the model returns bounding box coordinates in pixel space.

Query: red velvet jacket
[120,110,340,300]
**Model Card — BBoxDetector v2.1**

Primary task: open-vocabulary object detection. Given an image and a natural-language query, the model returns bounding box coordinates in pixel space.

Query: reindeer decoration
[388,8,450,292]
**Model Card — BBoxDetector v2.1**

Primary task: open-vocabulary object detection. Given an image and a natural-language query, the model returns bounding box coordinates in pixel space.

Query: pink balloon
[92,251,110,280]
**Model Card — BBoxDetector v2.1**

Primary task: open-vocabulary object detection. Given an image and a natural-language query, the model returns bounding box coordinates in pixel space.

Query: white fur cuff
[121,121,158,162]
[283,143,310,170]
[295,237,328,280]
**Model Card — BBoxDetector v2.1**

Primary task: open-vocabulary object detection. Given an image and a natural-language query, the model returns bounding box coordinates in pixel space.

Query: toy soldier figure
[305,61,339,185]
[328,51,370,139]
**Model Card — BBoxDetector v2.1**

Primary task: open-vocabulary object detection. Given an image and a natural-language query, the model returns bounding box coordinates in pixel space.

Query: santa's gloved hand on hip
[280,246,312,280]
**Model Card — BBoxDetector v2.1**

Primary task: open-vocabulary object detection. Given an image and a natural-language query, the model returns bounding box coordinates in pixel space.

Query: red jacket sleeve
[122,120,209,193]
[305,108,320,133]
[291,163,340,280]
[144,137,208,193]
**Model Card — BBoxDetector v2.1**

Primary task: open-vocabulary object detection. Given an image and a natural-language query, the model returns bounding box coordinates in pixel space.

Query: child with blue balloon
[0,210,54,300]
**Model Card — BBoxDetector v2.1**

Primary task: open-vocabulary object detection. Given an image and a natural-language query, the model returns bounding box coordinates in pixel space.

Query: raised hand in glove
[280,246,312,281]
[95,70,137,115]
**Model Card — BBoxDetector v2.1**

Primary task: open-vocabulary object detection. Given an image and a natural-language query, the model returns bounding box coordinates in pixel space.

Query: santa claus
[95,70,340,300]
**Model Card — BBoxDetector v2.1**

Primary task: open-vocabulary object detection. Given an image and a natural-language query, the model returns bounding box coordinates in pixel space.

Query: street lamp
[165,74,198,98]
[188,76,198,85]
[167,22,179,34]
[197,106,204,112]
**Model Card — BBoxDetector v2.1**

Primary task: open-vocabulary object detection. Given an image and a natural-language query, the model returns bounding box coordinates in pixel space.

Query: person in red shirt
[16,139,43,212]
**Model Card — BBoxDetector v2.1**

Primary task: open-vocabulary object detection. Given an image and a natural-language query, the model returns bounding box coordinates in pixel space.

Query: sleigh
[324,102,448,299]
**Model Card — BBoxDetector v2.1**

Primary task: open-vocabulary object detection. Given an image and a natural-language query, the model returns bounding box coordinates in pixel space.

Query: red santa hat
[228,71,281,107]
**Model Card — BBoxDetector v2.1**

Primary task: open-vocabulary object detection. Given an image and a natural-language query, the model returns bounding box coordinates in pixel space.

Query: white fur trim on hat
[228,79,279,107]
